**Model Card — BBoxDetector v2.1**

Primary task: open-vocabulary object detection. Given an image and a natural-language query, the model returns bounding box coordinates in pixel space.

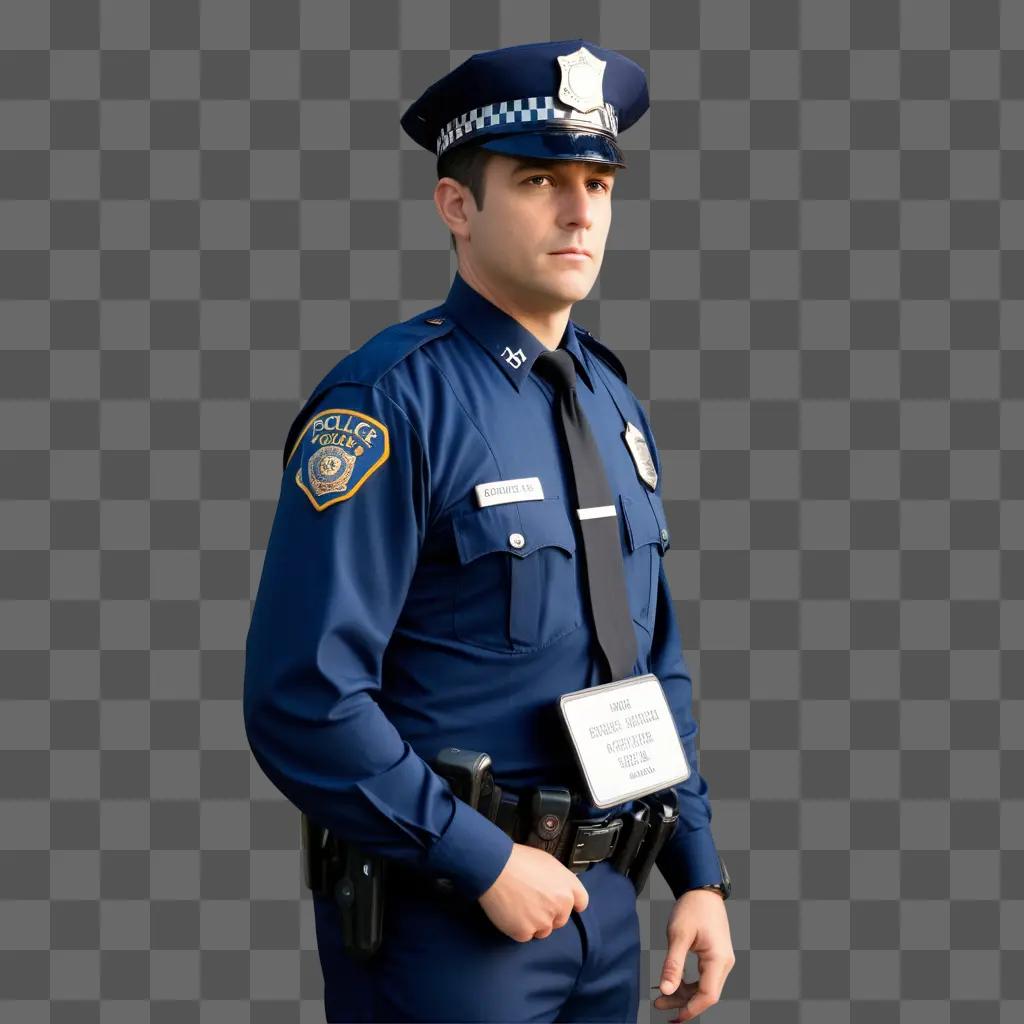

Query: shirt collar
[441,270,594,393]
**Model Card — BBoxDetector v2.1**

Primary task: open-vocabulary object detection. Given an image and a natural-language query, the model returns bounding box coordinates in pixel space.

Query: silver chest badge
[556,46,607,114]
[623,422,658,491]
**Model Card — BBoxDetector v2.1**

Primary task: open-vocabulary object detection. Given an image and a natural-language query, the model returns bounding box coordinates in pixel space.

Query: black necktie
[533,349,639,683]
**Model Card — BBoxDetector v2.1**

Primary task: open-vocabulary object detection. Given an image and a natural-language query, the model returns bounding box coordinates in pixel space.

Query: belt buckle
[568,816,623,871]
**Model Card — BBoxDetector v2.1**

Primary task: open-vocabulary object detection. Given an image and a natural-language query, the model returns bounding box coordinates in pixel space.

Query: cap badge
[556,46,607,115]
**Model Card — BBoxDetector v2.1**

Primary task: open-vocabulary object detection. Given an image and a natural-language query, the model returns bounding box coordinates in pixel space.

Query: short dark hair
[436,144,495,252]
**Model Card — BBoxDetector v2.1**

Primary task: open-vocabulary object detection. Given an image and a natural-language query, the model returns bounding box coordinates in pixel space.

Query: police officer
[244,39,734,1023]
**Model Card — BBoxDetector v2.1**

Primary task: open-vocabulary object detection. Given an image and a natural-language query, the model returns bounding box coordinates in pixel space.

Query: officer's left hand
[652,889,734,1021]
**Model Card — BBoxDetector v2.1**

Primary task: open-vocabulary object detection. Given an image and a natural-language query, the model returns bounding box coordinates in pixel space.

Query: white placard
[474,476,545,507]
[558,673,691,809]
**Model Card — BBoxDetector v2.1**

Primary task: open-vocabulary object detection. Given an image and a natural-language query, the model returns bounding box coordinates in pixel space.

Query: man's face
[461,152,616,310]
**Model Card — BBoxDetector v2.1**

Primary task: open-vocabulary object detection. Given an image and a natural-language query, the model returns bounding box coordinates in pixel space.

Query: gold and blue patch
[288,408,391,511]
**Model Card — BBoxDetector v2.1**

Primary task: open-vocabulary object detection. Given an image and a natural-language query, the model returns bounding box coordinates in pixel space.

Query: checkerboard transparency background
[2,1,1022,1021]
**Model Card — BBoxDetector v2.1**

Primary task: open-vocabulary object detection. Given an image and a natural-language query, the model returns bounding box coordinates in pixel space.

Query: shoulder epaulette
[281,310,454,469]
[575,326,628,385]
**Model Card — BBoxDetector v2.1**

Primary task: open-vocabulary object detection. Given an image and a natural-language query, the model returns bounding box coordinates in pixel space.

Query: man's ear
[435,177,473,249]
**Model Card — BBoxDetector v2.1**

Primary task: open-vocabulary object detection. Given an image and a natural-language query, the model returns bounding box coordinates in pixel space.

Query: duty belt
[302,749,682,933]
[384,780,680,899]
[301,779,681,959]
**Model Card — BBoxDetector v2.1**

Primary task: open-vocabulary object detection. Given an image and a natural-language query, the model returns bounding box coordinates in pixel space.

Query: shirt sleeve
[243,380,514,902]
[632,400,724,898]
[648,560,725,897]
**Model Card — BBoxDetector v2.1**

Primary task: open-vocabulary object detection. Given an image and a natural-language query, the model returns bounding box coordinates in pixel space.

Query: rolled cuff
[424,795,516,902]
[655,823,723,900]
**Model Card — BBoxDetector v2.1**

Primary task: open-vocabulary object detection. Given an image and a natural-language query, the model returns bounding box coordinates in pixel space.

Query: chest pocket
[620,492,670,634]
[451,497,581,653]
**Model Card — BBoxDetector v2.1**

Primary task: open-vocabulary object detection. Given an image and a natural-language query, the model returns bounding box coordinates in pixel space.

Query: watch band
[688,854,731,900]
[696,882,728,898]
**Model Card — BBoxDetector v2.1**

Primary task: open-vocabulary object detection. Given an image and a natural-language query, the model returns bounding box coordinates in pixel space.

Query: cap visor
[476,128,626,168]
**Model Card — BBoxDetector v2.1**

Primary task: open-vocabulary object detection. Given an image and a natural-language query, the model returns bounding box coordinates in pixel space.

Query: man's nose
[560,183,595,225]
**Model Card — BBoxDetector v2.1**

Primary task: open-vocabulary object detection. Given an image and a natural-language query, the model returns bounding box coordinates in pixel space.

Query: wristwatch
[692,855,731,901]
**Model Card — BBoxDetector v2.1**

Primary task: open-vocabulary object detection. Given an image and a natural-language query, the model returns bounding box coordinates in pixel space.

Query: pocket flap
[621,493,670,555]
[453,497,576,564]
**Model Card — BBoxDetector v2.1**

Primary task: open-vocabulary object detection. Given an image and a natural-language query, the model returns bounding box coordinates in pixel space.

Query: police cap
[400,38,649,169]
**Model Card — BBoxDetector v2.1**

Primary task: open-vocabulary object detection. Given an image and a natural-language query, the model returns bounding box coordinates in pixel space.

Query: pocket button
[450,498,579,652]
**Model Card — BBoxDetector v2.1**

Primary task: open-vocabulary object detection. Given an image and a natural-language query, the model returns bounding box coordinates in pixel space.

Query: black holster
[299,747,497,958]
[625,788,680,894]
[300,814,386,961]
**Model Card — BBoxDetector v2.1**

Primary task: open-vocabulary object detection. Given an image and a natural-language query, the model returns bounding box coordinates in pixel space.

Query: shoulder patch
[289,407,391,511]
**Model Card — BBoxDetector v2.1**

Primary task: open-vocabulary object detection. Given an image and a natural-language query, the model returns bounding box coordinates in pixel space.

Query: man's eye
[526,175,609,191]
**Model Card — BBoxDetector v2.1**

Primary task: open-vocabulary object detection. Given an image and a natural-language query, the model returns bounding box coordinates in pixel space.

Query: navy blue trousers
[312,858,642,1022]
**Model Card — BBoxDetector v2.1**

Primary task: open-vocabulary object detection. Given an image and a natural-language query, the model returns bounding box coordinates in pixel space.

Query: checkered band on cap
[436,95,619,156]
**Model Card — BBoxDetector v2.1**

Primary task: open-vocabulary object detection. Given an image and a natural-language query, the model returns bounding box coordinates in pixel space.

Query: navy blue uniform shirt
[243,270,722,902]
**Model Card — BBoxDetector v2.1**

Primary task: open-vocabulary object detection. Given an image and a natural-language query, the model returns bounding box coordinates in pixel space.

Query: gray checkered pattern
[1,1,1022,1022]
[436,96,619,156]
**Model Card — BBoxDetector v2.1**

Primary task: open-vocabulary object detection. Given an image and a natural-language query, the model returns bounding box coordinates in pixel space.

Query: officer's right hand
[477,843,590,942]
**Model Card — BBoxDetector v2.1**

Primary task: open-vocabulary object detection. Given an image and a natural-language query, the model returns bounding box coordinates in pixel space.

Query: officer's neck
[457,264,570,352]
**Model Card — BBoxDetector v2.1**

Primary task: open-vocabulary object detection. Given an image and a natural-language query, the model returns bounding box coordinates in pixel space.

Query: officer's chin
[546,261,599,296]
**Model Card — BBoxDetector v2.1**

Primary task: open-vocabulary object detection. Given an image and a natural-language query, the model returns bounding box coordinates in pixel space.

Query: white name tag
[474,476,545,508]
[558,673,691,809]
